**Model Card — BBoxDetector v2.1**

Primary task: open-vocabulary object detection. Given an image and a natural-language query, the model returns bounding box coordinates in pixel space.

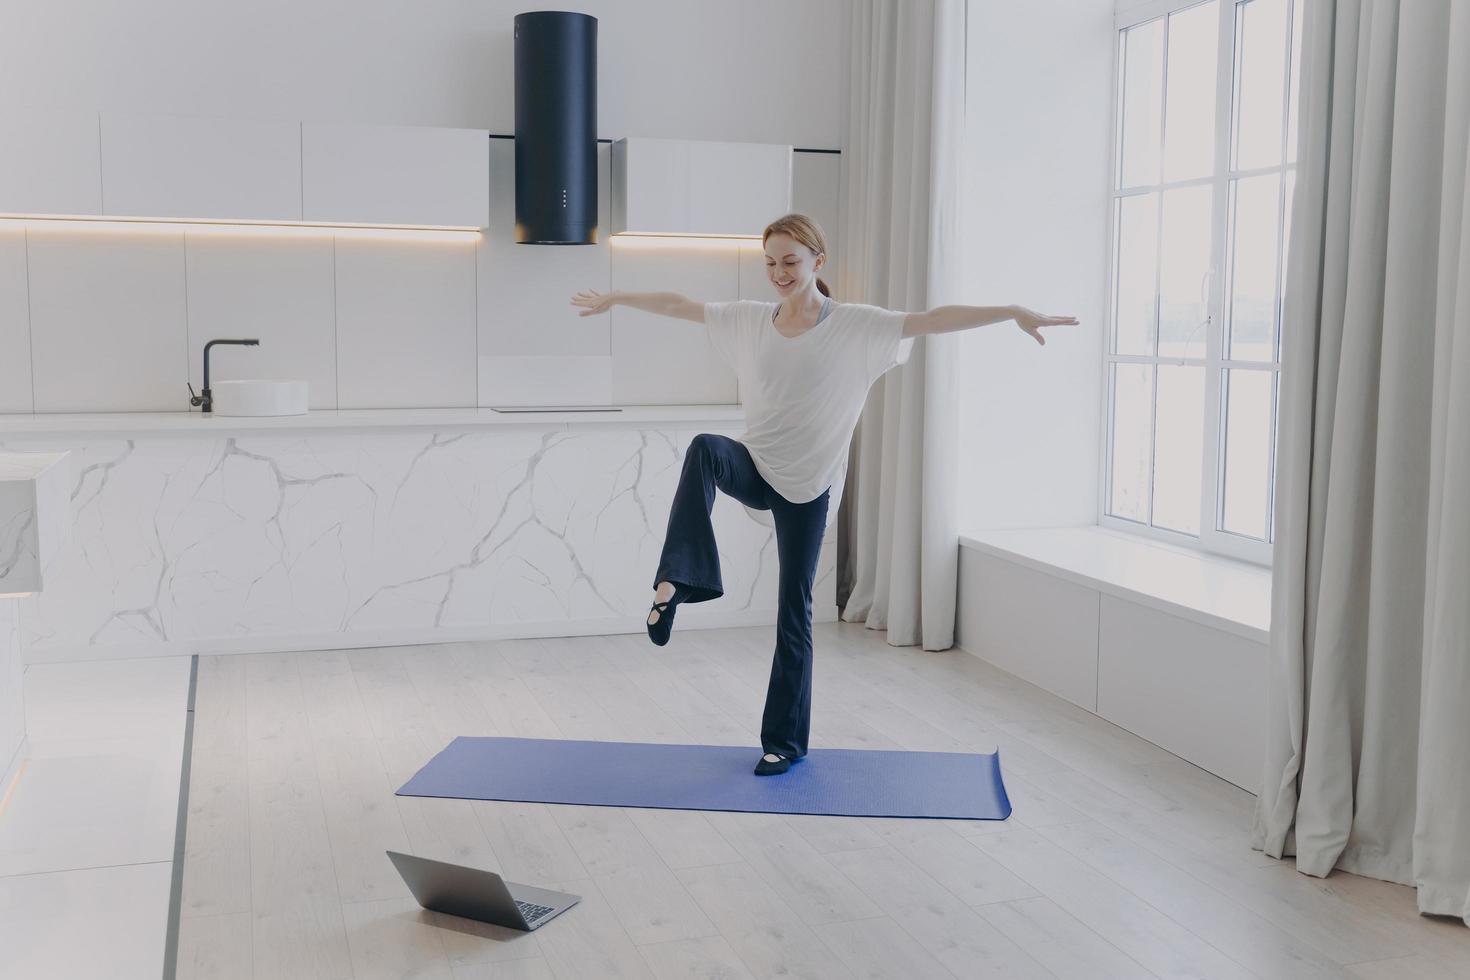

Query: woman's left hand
[1012,306,1080,346]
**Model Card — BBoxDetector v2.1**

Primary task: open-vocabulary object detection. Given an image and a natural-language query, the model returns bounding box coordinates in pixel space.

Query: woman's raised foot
[647,581,676,625]
[646,581,682,646]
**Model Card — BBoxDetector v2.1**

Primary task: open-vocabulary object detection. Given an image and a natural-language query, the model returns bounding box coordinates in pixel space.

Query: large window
[1103,0,1303,564]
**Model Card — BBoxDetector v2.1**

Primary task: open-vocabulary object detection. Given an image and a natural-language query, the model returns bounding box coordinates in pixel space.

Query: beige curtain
[835,0,963,651]
[1255,0,1470,922]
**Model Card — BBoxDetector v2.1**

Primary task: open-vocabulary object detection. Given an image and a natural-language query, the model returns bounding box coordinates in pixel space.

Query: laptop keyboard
[516,900,556,925]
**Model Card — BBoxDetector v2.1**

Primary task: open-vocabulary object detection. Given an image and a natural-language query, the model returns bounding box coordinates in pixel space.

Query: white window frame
[1099,0,1297,567]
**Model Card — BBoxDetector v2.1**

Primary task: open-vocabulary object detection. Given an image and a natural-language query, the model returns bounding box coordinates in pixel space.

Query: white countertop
[0,405,746,437]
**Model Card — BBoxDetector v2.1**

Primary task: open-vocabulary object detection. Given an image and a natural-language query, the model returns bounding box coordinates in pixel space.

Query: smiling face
[764,232,824,298]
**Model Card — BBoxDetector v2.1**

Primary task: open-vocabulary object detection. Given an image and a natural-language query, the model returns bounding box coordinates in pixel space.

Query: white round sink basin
[211,380,309,417]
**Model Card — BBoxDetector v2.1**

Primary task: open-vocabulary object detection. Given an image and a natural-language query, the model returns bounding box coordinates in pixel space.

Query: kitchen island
[0,407,832,663]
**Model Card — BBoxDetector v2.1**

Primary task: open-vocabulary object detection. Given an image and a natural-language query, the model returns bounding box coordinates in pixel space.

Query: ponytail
[816,277,831,298]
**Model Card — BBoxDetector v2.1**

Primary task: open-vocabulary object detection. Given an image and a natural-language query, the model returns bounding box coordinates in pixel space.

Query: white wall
[0,1,849,413]
[958,0,1115,530]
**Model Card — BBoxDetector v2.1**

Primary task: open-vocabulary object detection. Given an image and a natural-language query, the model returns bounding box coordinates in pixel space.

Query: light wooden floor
[175,622,1470,980]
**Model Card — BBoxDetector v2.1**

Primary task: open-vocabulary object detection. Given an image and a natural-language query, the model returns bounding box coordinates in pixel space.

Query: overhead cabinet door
[301,122,489,228]
[0,109,103,216]
[99,112,302,222]
[611,137,791,237]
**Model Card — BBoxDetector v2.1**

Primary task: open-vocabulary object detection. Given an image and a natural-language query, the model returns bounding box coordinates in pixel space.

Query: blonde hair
[762,213,831,297]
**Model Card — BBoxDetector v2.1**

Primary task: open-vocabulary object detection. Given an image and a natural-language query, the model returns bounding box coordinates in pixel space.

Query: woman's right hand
[571,289,618,316]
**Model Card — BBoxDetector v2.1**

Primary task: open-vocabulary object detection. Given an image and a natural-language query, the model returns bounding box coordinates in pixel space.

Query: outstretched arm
[903,305,1080,346]
[570,289,706,323]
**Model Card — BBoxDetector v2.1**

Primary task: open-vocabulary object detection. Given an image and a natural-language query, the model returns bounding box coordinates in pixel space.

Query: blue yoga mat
[396,737,1011,820]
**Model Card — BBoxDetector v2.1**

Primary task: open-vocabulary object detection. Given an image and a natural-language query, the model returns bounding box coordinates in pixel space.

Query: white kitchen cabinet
[3,111,488,228]
[100,112,302,222]
[611,137,791,238]
[0,109,103,216]
[302,121,489,228]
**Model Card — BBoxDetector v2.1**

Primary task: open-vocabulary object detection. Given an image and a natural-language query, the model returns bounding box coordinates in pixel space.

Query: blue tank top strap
[773,296,835,324]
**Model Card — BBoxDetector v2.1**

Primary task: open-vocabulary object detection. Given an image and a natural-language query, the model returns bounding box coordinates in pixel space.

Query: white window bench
[956,525,1271,793]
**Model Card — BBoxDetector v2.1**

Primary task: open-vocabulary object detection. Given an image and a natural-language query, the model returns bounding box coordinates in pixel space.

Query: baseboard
[22,604,839,663]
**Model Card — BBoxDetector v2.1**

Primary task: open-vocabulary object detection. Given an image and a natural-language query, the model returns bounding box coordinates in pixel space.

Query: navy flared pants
[653,433,829,759]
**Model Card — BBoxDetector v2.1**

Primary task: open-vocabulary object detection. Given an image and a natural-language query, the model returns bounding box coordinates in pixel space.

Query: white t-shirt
[703,299,914,530]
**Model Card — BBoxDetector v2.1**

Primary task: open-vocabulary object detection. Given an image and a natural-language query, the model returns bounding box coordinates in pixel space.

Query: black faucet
[188,338,260,413]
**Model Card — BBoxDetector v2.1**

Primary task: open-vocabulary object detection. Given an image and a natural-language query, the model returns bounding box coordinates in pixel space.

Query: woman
[571,213,1077,776]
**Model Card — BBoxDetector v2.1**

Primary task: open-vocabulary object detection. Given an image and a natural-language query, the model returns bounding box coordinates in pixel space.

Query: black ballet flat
[754,753,791,776]
[645,586,687,646]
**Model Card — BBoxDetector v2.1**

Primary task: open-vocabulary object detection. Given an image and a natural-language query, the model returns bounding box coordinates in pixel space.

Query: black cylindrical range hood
[514,11,597,245]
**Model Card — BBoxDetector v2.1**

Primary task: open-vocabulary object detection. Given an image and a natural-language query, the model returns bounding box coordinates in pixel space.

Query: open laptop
[386,850,579,932]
